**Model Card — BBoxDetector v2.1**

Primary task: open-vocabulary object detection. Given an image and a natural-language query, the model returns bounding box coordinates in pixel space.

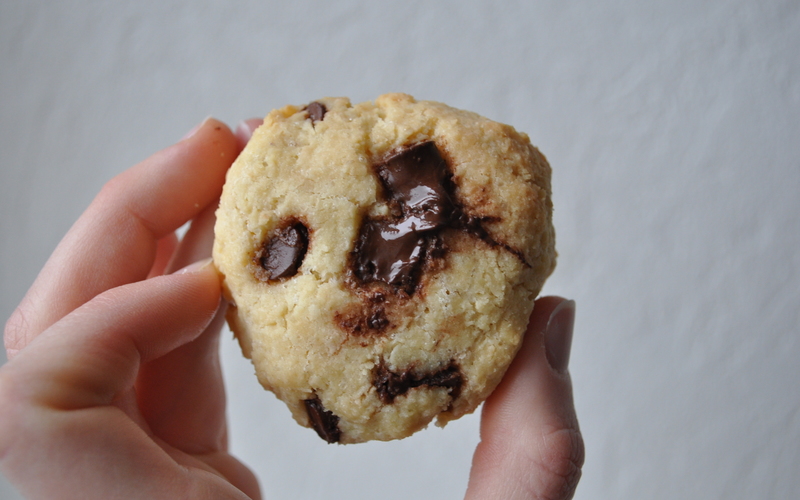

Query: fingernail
[545,299,575,374]
[182,116,214,141]
[176,257,214,275]
[234,122,253,150]
[234,118,263,150]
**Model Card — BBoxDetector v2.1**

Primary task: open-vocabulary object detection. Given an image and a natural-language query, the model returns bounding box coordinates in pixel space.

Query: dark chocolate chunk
[352,142,454,294]
[353,219,427,294]
[350,140,525,299]
[307,101,327,124]
[375,141,454,231]
[303,396,341,443]
[373,359,464,404]
[255,221,309,281]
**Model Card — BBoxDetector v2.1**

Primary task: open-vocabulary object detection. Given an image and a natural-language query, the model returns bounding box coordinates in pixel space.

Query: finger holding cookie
[467,296,583,500]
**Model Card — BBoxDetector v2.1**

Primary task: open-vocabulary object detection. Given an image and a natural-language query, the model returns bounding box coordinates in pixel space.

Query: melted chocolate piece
[346,141,525,337]
[352,142,454,294]
[353,219,426,293]
[307,101,327,124]
[255,221,309,281]
[303,396,341,443]
[373,359,464,404]
[376,141,454,231]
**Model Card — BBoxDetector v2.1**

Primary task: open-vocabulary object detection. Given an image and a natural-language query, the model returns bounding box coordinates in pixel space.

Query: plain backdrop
[1,1,798,499]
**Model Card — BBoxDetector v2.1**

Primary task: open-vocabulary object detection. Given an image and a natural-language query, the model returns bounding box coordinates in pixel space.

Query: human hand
[1,117,583,500]
[1,117,263,499]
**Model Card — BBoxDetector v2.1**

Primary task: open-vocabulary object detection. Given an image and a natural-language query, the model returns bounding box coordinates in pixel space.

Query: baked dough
[213,94,556,443]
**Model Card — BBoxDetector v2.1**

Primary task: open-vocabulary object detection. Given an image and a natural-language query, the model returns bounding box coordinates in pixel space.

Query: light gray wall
[2,1,798,498]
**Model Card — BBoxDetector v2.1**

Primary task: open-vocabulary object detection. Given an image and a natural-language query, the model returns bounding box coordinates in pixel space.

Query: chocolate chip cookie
[213,94,556,443]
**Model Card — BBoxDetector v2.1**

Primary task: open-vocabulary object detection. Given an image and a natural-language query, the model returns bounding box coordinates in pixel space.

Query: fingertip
[171,258,222,304]
[544,299,575,374]
[182,116,234,140]
[156,258,222,331]
[242,117,264,133]
[529,296,570,329]
[501,296,572,384]
[234,118,264,150]
[182,116,213,141]
[178,117,239,169]
[175,257,214,275]
[476,296,575,437]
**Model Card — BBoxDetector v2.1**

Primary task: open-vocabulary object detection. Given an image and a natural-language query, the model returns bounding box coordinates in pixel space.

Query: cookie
[213,94,556,443]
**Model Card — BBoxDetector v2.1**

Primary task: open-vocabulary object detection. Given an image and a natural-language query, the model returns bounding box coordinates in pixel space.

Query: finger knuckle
[526,426,585,500]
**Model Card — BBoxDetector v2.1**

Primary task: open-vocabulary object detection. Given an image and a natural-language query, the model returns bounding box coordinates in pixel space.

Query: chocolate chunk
[373,359,464,404]
[350,140,525,298]
[376,141,454,231]
[421,366,464,401]
[303,396,341,443]
[255,221,309,281]
[306,101,327,124]
[353,219,427,293]
[352,142,454,294]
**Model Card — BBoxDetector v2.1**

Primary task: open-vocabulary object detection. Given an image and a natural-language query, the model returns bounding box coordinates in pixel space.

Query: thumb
[465,297,584,500]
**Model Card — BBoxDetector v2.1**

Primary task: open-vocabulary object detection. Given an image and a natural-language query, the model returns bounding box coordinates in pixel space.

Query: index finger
[4,118,240,357]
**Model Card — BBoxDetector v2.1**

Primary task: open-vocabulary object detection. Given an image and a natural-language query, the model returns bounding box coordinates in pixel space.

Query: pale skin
[0,118,584,499]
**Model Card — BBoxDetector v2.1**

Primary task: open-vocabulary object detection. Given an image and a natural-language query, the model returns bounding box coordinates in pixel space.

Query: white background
[1,1,798,498]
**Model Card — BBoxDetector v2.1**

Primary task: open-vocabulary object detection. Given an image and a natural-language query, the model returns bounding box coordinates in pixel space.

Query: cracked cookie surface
[213,93,556,443]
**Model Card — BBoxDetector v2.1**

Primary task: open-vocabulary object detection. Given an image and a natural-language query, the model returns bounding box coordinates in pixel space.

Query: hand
[1,117,583,500]
[1,117,263,499]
